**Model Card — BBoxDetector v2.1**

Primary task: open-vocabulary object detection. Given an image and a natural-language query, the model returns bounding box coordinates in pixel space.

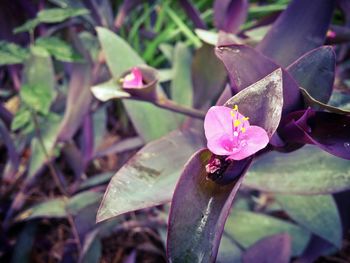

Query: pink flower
[204,105,269,160]
[121,67,143,88]
[326,30,336,39]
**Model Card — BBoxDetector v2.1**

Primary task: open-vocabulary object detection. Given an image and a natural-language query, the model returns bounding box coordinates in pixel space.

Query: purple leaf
[296,236,333,263]
[58,63,92,141]
[167,149,252,262]
[215,45,301,114]
[242,233,292,263]
[280,109,350,160]
[224,68,283,138]
[179,0,207,29]
[213,0,248,33]
[215,84,232,106]
[257,0,335,67]
[192,44,227,109]
[287,46,335,105]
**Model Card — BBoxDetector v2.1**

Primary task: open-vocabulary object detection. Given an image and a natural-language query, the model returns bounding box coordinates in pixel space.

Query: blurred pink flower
[204,105,269,160]
[122,67,143,88]
[326,30,336,39]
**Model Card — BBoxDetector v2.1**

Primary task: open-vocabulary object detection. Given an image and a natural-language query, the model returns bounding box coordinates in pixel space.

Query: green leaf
[0,41,29,65]
[96,27,180,142]
[27,115,61,179]
[14,8,89,33]
[36,37,83,62]
[20,84,54,115]
[66,191,103,215]
[217,234,242,263]
[13,19,40,34]
[171,42,193,107]
[78,172,114,191]
[16,198,67,221]
[244,145,350,194]
[225,210,311,256]
[11,107,32,131]
[19,46,55,116]
[96,129,203,222]
[275,194,342,247]
[16,191,102,221]
[37,8,89,23]
[192,43,227,109]
[91,79,130,101]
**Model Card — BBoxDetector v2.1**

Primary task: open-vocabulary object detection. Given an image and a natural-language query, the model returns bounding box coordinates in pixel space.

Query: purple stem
[82,113,94,168]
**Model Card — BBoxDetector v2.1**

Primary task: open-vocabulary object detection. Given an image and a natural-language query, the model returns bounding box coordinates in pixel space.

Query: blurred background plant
[0,0,350,262]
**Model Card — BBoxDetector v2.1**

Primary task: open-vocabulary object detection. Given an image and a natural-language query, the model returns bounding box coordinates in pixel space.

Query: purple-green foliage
[96,0,349,262]
[1,0,350,262]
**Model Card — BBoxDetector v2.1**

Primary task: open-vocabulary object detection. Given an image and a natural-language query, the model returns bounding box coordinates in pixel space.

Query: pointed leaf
[242,233,291,263]
[280,109,350,160]
[299,88,350,115]
[167,149,252,262]
[58,63,92,141]
[244,145,350,194]
[179,0,207,29]
[216,45,301,113]
[213,0,248,33]
[35,37,83,62]
[287,46,335,105]
[97,129,204,222]
[225,210,310,256]
[96,27,180,142]
[91,79,131,101]
[224,68,283,138]
[275,194,342,248]
[257,0,335,67]
[192,44,227,109]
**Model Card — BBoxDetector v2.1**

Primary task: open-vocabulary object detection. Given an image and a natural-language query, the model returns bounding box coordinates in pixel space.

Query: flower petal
[123,67,143,88]
[207,133,238,156]
[227,126,269,160]
[204,106,245,141]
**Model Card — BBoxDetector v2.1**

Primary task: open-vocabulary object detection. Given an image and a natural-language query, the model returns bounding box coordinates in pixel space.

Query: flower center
[227,105,250,151]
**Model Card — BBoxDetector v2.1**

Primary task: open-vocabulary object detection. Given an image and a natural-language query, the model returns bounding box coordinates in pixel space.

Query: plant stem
[30,110,67,196]
[154,98,205,119]
[31,110,82,251]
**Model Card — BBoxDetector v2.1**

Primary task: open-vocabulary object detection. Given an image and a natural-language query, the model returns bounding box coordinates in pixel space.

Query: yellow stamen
[234,120,241,127]
[230,111,235,117]
[241,127,246,133]
[243,117,249,121]
[233,105,238,111]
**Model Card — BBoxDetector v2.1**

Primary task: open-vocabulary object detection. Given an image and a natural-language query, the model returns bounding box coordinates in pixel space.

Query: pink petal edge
[227,126,269,160]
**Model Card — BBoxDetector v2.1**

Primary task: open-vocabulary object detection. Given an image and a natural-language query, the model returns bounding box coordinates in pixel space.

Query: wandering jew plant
[90,0,350,262]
